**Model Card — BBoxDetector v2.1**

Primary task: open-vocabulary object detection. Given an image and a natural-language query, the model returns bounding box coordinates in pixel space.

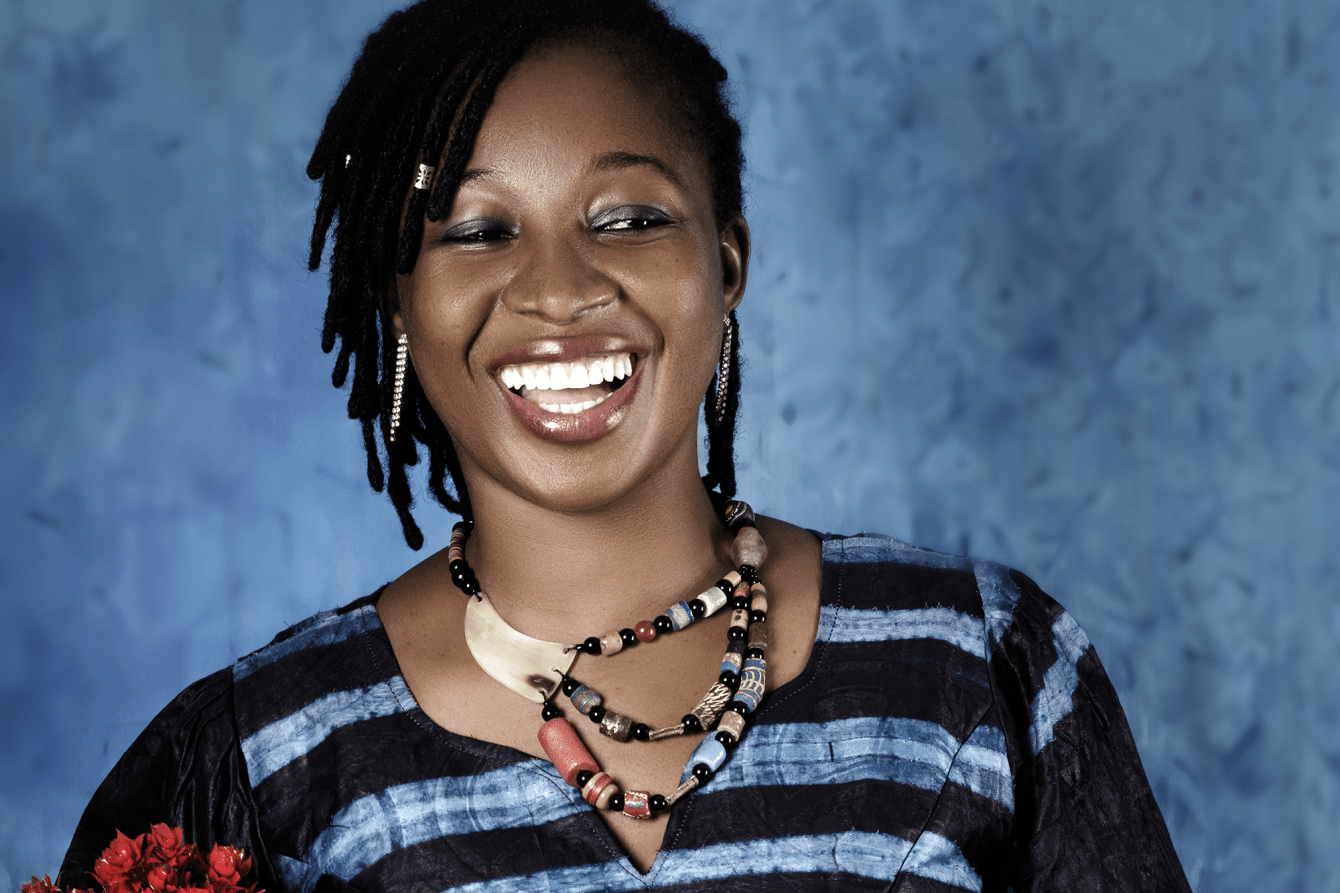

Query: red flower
[93,831,146,893]
[205,846,250,890]
[22,875,61,893]
[144,824,188,864]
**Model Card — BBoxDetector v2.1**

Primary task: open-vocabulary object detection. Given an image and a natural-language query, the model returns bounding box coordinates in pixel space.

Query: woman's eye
[593,207,672,232]
[441,219,512,243]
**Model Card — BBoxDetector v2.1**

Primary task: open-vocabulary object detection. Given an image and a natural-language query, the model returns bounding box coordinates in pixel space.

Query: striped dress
[62,534,1190,892]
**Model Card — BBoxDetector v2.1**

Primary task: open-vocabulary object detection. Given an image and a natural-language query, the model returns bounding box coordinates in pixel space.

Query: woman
[61,1,1190,890]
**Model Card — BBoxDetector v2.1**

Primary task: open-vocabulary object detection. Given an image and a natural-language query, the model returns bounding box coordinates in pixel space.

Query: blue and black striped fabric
[62,534,1189,892]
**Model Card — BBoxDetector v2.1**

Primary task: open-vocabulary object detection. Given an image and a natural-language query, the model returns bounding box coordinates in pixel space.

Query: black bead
[681,713,702,733]
[690,599,707,618]
[449,558,466,573]
[715,579,734,598]
[541,702,560,721]
[588,705,606,723]
[730,701,749,715]
[719,670,739,688]
[692,763,713,782]
[747,647,765,659]
[649,794,668,813]
[632,723,651,741]
[750,609,766,624]
[728,626,746,640]
[608,793,624,812]
[562,677,580,696]
[620,628,638,646]
[653,615,673,633]
[582,636,602,655]
[738,564,760,583]
[726,637,745,655]
[731,595,749,610]
[575,769,594,788]
[462,579,480,595]
[716,731,737,747]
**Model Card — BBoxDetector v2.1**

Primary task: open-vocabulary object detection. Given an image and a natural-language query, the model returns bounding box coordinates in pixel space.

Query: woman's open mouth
[495,350,641,443]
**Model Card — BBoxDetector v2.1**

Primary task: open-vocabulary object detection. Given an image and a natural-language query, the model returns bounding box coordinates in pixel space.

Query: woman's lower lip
[502,366,642,443]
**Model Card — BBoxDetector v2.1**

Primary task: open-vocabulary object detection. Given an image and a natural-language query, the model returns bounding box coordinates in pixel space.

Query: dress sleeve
[987,570,1191,892]
[59,669,278,893]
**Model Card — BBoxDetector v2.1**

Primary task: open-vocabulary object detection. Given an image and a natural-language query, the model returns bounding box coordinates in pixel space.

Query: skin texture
[376,41,822,874]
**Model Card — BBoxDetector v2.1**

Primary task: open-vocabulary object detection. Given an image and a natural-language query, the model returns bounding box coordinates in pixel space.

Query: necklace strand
[449,499,770,819]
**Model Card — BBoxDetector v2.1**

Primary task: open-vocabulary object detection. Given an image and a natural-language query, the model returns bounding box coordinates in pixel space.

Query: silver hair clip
[413,163,435,190]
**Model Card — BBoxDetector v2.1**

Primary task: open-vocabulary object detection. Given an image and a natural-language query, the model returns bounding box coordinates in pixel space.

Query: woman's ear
[720,216,751,314]
[383,276,407,339]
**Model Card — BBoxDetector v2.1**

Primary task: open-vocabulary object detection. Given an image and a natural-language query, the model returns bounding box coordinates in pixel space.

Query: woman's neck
[459,460,732,641]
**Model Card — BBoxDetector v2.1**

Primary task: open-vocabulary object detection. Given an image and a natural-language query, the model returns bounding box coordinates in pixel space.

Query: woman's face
[394,41,748,514]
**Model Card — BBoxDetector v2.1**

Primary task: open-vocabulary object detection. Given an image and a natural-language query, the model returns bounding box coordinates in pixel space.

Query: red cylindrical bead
[538,718,599,786]
[622,789,652,819]
[634,620,657,643]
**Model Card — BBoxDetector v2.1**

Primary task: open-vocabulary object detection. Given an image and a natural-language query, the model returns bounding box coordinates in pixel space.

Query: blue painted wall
[2,1,1337,890]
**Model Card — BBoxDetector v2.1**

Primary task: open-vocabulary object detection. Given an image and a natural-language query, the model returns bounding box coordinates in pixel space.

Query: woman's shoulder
[814,531,1082,664]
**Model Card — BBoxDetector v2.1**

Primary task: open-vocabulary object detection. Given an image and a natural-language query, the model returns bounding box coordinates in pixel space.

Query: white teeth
[498,352,634,394]
[537,395,606,414]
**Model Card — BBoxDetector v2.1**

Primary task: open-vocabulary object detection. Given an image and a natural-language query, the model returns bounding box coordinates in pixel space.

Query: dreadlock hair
[307,0,747,549]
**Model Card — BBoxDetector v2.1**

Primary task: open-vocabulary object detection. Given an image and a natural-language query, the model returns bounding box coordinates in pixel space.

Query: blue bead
[667,600,695,631]
[690,737,729,774]
[570,685,603,715]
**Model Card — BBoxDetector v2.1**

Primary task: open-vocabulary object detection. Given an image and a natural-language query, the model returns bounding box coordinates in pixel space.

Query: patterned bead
[735,657,767,713]
[717,709,746,742]
[729,608,749,632]
[598,629,624,656]
[599,710,633,741]
[730,526,768,570]
[747,620,768,653]
[720,650,743,675]
[690,681,734,729]
[690,736,729,774]
[582,771,615,806]
[733,581,751,602]
[569,685,603,715]
[749,584,769,614]
[538,718,598,786]
[697,583,728,616]
[666,600,695,631]
[634,620,657,643]
[622,789,652,819]
[723,500,756,532]
[595,780,621,810]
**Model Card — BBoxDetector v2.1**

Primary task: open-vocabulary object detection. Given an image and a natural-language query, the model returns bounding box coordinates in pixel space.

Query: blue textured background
[2,1,1336,890]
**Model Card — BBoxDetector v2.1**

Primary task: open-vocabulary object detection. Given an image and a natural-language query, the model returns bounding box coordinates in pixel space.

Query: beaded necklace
[448,500,770,819]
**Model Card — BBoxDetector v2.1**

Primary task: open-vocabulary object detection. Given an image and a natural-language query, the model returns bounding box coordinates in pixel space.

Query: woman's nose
[500,238,617,323]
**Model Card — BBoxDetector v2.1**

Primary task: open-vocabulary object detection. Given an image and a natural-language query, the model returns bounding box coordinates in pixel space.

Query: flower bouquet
[23,824,262,893]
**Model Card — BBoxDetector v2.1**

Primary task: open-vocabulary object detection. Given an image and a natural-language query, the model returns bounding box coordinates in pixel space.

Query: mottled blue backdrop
[2,1,1337,891]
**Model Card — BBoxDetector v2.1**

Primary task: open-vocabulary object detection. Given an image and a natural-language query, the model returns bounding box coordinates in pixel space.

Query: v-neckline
[366,534,840,883]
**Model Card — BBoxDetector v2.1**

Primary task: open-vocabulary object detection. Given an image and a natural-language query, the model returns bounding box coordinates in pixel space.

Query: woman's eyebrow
[589,151,684,189]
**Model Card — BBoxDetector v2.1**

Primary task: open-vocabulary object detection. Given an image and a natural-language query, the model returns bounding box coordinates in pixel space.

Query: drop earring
[714,314,733,426]
[389,333,408,443]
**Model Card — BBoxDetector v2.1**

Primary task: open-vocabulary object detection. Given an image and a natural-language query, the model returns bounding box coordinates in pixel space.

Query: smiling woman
[56,2,1190,891]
